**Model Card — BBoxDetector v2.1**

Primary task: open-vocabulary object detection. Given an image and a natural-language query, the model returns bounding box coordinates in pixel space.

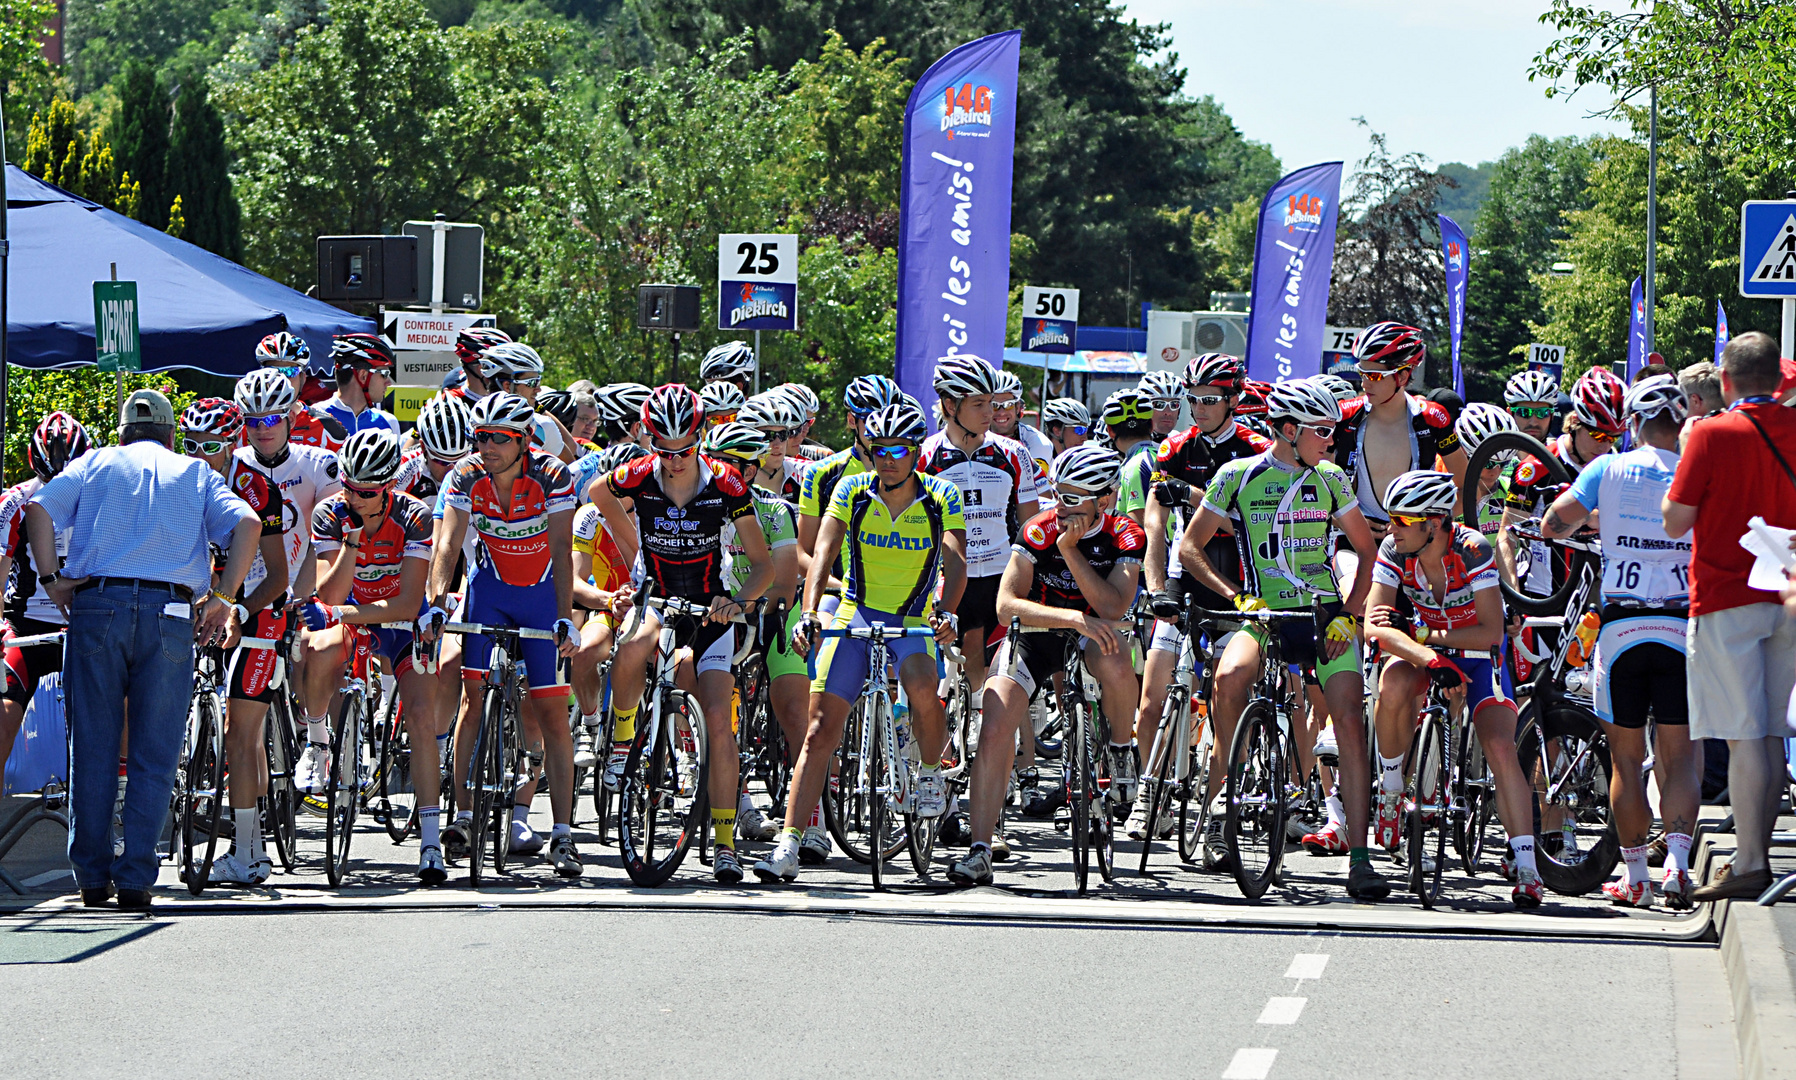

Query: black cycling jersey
[607,454,756,600]
[1014,510,1145,614]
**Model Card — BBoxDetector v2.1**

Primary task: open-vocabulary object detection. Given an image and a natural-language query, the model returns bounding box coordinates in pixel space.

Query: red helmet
[29,411,92,480]
[642,384,704,441]
[1235,379,1273,416]
[254,331,311,367]
[1352,321,1426,369]
[1571,367,1627,435]
[1184,352,1247,392]
[331,332,395,372]
[180,397,243,441]
[455,327,511,369]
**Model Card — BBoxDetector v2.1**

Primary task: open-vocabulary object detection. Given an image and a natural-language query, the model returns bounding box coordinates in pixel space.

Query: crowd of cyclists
[0,317,1739,912]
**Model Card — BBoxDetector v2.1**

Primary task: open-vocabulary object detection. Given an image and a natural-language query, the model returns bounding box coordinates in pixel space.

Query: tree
[1435,161,1494,233]
[166,75,242,260]
[21,99,142,212]
[106,61,172,231]
[62,0,242,94]
[1,0,58,137]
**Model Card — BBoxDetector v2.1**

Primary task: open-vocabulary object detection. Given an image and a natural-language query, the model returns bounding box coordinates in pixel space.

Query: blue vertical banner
[1715,300,1730,363]
[1627,275,1647,381]
[1438,213,1469,399]
[893,31,1022,419]
[1245,162,1343,385]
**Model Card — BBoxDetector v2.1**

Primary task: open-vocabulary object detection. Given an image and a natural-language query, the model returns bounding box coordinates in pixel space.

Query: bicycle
[260,619,302,873]
[175,644,229,895]
[1219,608,1318,900]
[1135,597,1216,875]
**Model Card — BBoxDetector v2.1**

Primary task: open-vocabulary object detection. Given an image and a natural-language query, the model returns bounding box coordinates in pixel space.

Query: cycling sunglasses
[503,375,542,388]
[991,397,1019,410]
[268,365,303,379]
[758,427,794,442]
[1150,397,1181,411]
[1355,365,1408,383]
[707,412,739,425]
[870,443,915,460]
[343,480,389,500]
[1053,490,1102,508]
[1056,424,1090,436]
[1509,405,1554,419]
[1389,512,1433,527]
[185,438,229,456]
[474,430,519,445]
[243,412,286,429]
[653,441,698,459]
[1188,394,1229,407]
[1299,423,1336,440]
[1587,428,1621,444]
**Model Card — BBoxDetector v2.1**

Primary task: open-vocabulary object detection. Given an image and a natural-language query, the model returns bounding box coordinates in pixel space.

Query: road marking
[1257,996,1306,1025]
[21,869,71,887]
[1222,1048,1277,1079]
[1284,953,1328,981]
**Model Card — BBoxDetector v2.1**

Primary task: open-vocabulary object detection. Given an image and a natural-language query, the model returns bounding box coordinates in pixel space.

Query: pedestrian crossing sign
[1740,200,1796,298]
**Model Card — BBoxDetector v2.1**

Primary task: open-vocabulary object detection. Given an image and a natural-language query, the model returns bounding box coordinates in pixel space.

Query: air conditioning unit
[1145,310,1250,427]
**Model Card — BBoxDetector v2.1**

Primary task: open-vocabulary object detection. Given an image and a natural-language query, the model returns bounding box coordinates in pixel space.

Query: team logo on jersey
[1300,484,1318,503]
[1026,522,1047,546]
[1516,460,1540,484]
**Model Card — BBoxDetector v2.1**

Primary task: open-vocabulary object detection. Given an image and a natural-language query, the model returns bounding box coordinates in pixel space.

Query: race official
[25,390,260,910]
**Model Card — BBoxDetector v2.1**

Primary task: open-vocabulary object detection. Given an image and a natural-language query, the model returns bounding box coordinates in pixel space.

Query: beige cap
[119,388,176,428]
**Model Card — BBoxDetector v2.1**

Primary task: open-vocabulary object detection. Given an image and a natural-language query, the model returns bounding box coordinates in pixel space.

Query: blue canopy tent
[4,165,373,376]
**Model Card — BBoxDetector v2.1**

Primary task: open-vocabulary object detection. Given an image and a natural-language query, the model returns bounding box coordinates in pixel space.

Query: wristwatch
[37,571,59,587]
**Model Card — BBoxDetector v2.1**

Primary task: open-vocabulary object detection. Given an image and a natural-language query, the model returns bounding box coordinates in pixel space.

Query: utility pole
[1644,84,1658,355]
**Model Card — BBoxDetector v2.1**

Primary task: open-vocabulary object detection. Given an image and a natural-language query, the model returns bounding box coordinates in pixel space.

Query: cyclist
[1362,470,1543,908]
[990,369,1054,474]
[1538,374,1699,909]
[1178,378,1386,898]
[592,384,774,884]
[298,429,447,883]
[233,368,343,792]
[254,332,345,452]
[594,382,652,447]
[950,444,1143,886]
[919,356,1040,725]
[700,380,747,431]
[0,414,91,794]
[1139,369,1185,441]
[777,383,832,462]
[1316,373,1359,406]
[1039,398,1091,460]
[569,442,648,773]
[395,395,473,503]
[449,326,512,404]
[740,391,809,508]
[1333,322,1466,536]
[426,392,583,878]
[797,375,902,572]
[1102,388,1159,510]
[319,333,401,439]
[700,340,757,395]
[1454,402,1520,542]
[755,402,965,883]
[485,342,576,463]
[1499,367,1624,594]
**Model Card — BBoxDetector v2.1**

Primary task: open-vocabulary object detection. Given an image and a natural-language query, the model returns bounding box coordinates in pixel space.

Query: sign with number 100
[718,233,799,332]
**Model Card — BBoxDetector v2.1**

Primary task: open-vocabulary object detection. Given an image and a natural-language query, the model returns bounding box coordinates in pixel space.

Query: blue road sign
[1740,200,1796,298]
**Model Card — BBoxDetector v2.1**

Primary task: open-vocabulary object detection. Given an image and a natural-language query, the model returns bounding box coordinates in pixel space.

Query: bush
[4,368,195,483]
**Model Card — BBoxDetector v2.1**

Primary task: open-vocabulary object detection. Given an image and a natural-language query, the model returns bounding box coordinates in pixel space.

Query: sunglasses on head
[1355,365,1406,383]
[343,481,388,500]
[1054,489,1102,508]
[186,438,229,456]
[243,412,286,429]
[1389,512,1433,527]
[870,443,915,460]
[1188,394,1228,407]
[1509,405,1554,419]
[474,430,518,445]
[653,441,698,459]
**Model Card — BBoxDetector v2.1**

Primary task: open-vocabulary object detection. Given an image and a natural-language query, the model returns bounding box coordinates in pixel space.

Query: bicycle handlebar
[438,621,559,641]
[821,625,938,640]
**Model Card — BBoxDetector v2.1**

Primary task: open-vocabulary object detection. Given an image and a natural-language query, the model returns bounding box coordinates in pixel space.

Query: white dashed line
[1222,1048,1278,1080]
[1284,953,1328,981]
[1256,996,1306,1025]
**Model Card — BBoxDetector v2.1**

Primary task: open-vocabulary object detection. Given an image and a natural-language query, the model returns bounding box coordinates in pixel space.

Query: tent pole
[111,264,122,417]
[1,102,10,486]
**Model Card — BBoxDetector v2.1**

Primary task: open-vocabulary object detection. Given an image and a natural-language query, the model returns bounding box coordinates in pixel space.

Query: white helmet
[1455,401,1519,462]
[1315,373,1358,404]
[1624,373,1688,423]
[234,368,296,417]
[863,402,929,443]
[932,355,998,399]
[1051,443,1123,492]
[595,382,651,424]
[338,428,402,486]
[1504,369,1560,406]
[1040,397,1091,429]
[484,342,544,378]
[776,382,820,420]
[417,395,473,461]
[1264,378,1342,426]
[1383,470,1459,518]
[992,368,1024,401]
[699,380,746,419]
[469,391,537,435]
[743,390,803,433]
[699,340,756,383]
[1138,370,1184,403]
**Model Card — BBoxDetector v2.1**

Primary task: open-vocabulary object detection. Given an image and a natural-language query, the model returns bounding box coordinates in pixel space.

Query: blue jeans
[64,581,194,891]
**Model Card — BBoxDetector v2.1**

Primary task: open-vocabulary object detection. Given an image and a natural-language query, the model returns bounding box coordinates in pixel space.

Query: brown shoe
[1689,864,1774,903]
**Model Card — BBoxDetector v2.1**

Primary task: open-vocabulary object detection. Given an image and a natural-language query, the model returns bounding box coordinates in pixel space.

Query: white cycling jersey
[234,443,341,595]
[917,429,1040,577]
[1566,444,1690,608]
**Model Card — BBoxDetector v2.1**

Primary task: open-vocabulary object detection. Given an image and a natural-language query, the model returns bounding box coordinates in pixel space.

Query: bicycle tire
[324,692,362,887]
[1516,706,1620,895]
[378,693,415,844]
[1452,720,1492,875]
[1460,431,1591,616]
[180,691,226,895]
[1177,733,1212,864]
[592,717,615,846]
[1137,701,1182,875]
[1089,703,1115,884]
[1224,699,1286,900]
[1068,690,1091,896]
[823,700,907,865]
[466,692,497,888]
[1408,712,1447,908]
[619,689,707,886]
[487,682,516,877]
[870,695,889,891]
[264,696,299,873]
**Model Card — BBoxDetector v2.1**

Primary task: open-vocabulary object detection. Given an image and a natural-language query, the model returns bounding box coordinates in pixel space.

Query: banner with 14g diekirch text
[1245,161,1342,386]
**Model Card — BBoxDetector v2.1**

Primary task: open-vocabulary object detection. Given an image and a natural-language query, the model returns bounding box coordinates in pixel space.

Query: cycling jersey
[1013,509,1144,613]
[798,447,868,520]
[1202,451,1358,608]
[443,449,577,587]
[794,441,832,463]
[917,430,1039,577]
[724,486,797,595]
[1334,394,1459,522]
[1503,434,1594,597]
[1567,445,1690,607]
[775,456,807,509]
[606,454,754,600]
[319,396,400,439]
[571,503,630,595]
[1115,438,1164,518]
[233,444,341,595]
[1372,524,1498,632]
[1014,421,1054,475]
[0,479,74,625]
[393,451,445,502]
[1150,421,1273,601]
[828,471,965,618]
[288,405,346,453]
[312,491,435,604]
[566,448,610,507]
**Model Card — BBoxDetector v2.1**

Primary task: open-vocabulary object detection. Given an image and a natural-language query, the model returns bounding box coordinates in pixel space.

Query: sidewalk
[1699,812,1796,1080]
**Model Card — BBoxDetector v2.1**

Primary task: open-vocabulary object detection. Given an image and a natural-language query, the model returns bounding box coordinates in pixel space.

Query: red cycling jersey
[1371,524,1499,632]
[312,491,435,604]
[442,450,577,586]
[1013,509,1146,614]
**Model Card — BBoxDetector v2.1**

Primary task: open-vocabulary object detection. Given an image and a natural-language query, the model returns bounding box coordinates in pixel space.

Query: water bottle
[1564,611,1600,667]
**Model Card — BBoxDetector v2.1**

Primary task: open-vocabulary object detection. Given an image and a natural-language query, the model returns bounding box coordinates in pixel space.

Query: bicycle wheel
[619,690,708,886]
[377,692,415,844]
[1088,705,1115,884]
[465,694,499,888]
[180,691,226,895]
[1223,699,1286,900]
[1177,719,1214,864]
[1516,705,1619,895]
[323,692,363,887]
[264,696,299,873]
[824,700,907,865]
[592,717,616,846]
[1408,713,1447,908]
[1460,431,1592,616]
[1452,719,1493,875]
[1067,690,1092,895]
[1137,704,1182,875]
[491,680,522,877]
[869,696,889,891]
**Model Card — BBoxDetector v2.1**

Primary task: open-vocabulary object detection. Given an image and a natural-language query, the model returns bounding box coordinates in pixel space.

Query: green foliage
[784,31,909,216]
[1435,161,1494,233]
[1,0,58,136]
[106,61,172,230]
[166,76,243,260]
[63,0,248,94]
[21,99,143,211]
[3,369,195,485]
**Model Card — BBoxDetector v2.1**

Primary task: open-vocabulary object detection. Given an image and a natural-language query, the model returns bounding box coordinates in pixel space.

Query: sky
[1120,0,1631,173]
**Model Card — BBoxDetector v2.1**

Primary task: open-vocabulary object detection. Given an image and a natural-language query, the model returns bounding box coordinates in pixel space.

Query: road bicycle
[175,645,229,895]
[1135,596,1217,875]
[1219,607,1320,900]
[737,599,791,824]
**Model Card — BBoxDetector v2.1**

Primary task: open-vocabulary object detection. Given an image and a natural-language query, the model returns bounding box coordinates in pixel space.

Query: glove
[301,600,338,632]
[1426,654,1466,691]
[1154,478,1192,508]
[1150,590,1180,620]
[553,618,575,644]
[1324,614,1358,644]
[1233,593,1268,614]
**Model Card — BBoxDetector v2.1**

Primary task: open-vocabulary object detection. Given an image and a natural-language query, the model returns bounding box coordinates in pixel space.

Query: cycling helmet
[992,369,1024,401]
[536,389,577,429]
[1455,402,1519,462]
[743,391,803,433]
[235,368,297,417]
[255,331,310,367]
[29,411,92,480]
[641,383,703,441]
[1352,321,1426,369]
[863,402,929,443]
[469,391,536,435]
[1382,469,1459,518]
[701,421,770,463]
[1039,397,1091,429]
[1624,373,1688,424]
[1138,370,1184,403]
[594,441,650,474]
[844,374,903,418]
[1504,368,1561,406]
[338,428,403,486]
[456,327,511,378]
[1101,388,1153,426]
[1050,444,1123,493]
[1265,378,1343,425]
[699,340,756,383]
[932,355,999,399]
[699,380,746,419]
[331,332,395,372]
[1315,373,1358,404]
[1185,352,1247,392]
[777,382,821,420]
[1236,379,1273,416]
[1571,366,1627,435]
[416,395,473,461]
[595,382,651,424]
[484,342,544,379]
[179,398,242,441]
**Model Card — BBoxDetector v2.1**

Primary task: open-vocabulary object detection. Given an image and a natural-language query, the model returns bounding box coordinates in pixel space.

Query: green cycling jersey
[1201,450,1358,610]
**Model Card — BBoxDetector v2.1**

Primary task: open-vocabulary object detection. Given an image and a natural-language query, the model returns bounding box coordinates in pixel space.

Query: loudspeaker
[316,236,418,302]
[636,284,702,332]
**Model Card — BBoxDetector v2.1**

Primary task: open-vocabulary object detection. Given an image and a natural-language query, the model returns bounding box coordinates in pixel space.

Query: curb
[1695,830,1796,1080]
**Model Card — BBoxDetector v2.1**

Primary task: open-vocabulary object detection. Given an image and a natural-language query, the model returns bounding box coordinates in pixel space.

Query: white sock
[1379,753,1405,793]
[305,715,329,744]
[1325,794,1346,826]
[550,822,571,841]
[233,808,260,861]
[419,806,440,848]
[580,709,600,729]
[512,804,531,827]
[1666,832,1692,874]
[1510,834,1537,875]
[738,792,756,815]
[1621,842,1650,885]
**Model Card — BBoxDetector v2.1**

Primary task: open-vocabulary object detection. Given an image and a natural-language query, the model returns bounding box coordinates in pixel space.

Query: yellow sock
[613,704,637,744]
[712,807,735,850]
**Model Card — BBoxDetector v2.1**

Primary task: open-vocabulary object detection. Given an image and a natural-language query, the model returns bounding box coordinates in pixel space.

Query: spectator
[24,390,260,910]
[1662,331,1796,901]
[1634,356,1672,384]
[1678,362,1722,419]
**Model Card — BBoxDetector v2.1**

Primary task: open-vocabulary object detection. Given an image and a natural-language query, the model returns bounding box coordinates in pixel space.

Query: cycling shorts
[811,602,935,701]
[3,616,64,707]
[1241,601,1359,688]
[226,606,289,704]
[460,569,568,698]
[1593,605,1688,729]
[954,573,1002,632]
[989,629,1079,701]
[1396,648,1514,720]
[765,604,807,680]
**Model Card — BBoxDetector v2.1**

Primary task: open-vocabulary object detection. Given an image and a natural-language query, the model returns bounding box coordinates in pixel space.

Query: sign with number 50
[717,233,798,331]
[1019,285,1079,354]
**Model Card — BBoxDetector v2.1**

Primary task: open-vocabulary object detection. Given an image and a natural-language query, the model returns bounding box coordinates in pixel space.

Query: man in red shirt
[1663,331,1796,901]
